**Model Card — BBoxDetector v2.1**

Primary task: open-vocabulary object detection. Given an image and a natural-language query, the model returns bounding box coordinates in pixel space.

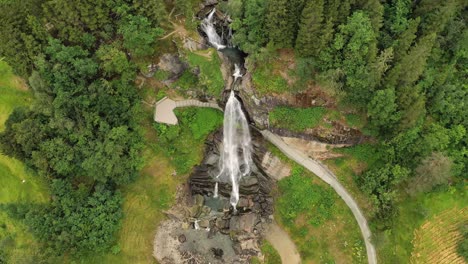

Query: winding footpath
[265,222,301,264]
[154,97,221,125]
[261,130,377,264]
[154,98,377,264]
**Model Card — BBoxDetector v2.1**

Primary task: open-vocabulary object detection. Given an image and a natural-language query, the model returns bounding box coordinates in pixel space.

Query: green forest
[229,0,467,227]
[0,0,466,263]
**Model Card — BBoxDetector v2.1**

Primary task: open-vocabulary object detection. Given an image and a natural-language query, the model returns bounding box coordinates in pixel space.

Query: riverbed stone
[229,213,257,233]
[199,219,210,228]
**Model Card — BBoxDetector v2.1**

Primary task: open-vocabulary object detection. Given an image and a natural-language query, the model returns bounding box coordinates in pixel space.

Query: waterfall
[213,182,219,198]
[201,9,226,50]
[233,64,243,81]
[216,91,252,208]
[194,220,200,230]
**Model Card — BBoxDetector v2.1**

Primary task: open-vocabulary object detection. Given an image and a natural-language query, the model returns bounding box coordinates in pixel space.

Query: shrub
[252,63,288,94]
[173,70,199,90]
[260,240,281,264]
[269,106,326,132]
[186,50,224,97]
[345,113,366,128]
[154,108,223,174]
[458,224,468,261]
[154,70,171,81]
[277,166,335,227]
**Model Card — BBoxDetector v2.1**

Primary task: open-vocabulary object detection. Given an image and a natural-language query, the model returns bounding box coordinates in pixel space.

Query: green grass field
[324,144,384,218]
[186,49,224,98]
[251,240,282,264]
[0,61,49,262]
[376,186,467,263]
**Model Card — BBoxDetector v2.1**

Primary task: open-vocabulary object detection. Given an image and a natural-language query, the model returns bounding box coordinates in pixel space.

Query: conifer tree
[324,0,353,26]
[286,0,306,46]
[333,11,378,107]
[392,17,420,61]
[295,0,325,57]
[357,0,384,33]
[386,33,437,88]
[266,0,294,47]
[232,0,268,53]
[414,0,460,35]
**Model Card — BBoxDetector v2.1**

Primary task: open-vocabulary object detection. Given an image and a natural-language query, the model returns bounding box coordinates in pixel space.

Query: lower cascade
[215,91,253,208]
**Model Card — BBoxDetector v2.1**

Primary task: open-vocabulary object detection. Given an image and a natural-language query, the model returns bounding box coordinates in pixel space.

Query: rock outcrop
[189,128,274,217]
[239,70,365,144]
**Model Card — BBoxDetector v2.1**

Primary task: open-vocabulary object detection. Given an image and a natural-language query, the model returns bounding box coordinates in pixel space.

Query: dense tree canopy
[229,0,468,223]
[0,0,466,261]
[0,0,168,259]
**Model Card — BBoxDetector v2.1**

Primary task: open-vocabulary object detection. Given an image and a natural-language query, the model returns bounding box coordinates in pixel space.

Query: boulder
[178,234,187,243]
[157,54,186,77]
[211,248,223,259]
[229,213,257,233]
[199,219,210,228]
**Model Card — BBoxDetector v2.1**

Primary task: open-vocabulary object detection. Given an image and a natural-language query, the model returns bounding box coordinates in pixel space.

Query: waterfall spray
[201,9,226,50]
[216,91,252,208]
[233,64,243,81]
[213,182,219,198]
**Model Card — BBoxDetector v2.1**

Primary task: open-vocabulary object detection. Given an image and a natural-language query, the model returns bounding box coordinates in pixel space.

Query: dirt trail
[265,222,301,264]
[261,130,377,264]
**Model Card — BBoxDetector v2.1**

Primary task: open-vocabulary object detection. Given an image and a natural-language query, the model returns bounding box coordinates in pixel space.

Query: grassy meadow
[267,143,366,264]
[0,61,49,262]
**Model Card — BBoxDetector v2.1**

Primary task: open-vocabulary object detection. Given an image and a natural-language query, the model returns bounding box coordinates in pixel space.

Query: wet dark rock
[237,197,253,209]
[189,129,273,204]
[211,248,223,259]
[216,218,229,230]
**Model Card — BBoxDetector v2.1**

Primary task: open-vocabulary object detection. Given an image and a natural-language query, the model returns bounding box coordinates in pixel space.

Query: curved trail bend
[261,130,377,264]
[265,222,301,264]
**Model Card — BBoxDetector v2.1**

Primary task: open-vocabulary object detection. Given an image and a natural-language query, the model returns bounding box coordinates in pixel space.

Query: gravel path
[154,97,222,125]
[265,222,301,264]
[261,130,377,264]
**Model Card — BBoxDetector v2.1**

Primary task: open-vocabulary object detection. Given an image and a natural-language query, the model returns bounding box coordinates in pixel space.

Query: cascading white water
[215,91,252,208]
[201,9,226,50]
[213,182,219,198]
[233,64,243,81]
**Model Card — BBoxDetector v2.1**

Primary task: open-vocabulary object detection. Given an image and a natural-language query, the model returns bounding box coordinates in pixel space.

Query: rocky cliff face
[189,128,274,217]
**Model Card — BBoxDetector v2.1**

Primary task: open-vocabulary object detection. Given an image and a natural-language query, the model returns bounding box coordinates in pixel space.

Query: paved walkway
[154,97,222,125]
[261,130,377,264]
[265,222,301,264]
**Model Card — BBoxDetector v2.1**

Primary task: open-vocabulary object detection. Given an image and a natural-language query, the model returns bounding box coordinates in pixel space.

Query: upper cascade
[215,91,252,208]
[201,8,226,50]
